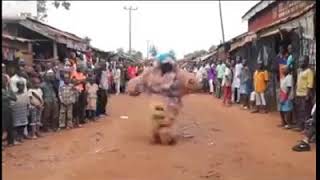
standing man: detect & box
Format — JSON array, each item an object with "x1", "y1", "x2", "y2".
[
  {"x1": 114, "y1": 65, "x2": 121, "y2": 95},
  {"x1": 2, "y1": 71, "x2": 17, "y2": 146},
  {"x1": 286, "y1": 44, "x2": 294, "y2": 69},
  {"x1": 71, "y1": 64, "x2": 87, "y2": 126},
  {"x1": 293, "y1": 56, "x2": 314, "y2": 132},
  {"x1": 97, "y1": 62, "x2": 109, "y2": 117},
  {"x1": 41, "y1": 72, "x2": 59, "y2": 132},
  {"x1": 222, "y1": 62, "x2": 232, "y2": 106},
  {"x1": 207, "y1": 62, "x2": 216, "y2": 95},
  {"x1": 215, "y1": 60, "x2": 226, "y2": 98},
  {"x1": 239, "y1": 60, "x2": 250, "y2": 109},
  {"x1": 232, "y1": 57, "x2": 243, "y2": 104}
]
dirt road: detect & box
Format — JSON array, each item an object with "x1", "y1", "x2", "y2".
[{"x1": 2, "y1": 94, "x2": 316, "y2": 180}]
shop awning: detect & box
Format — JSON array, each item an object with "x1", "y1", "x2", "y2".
[
  {"x1": 229, "y1": 32, "x2": 257, "y2": 52},
  {"x1": 199, "y1": 52, "x2": 215, "y2": 61},
  {"x1": 14, "y1": 17, "x2": 88, "y2": 52},
  {"x1": 2, "y1": 34, "x2": 34, "y2": 43},
  {"x1": 259, "y1": 28, "x2": 280, "y2": 38}
]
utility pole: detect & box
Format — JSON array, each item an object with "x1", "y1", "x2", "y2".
[
  {"x1": 146, "y1": 40, "x2": 150, "y2": 60},
  {"x1": 124, "y1": 6, "x2": 138, "y2": 56},
  {"x1": 218, "y1": 0, "x2": 225, "y2": 44}
]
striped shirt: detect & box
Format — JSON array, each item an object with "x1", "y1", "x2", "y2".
[{"x1": 11, "y1": 92, "x2": 29, "y2": 127}]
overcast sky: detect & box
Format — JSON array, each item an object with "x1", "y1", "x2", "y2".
[{"x1": 15, "y1": 1, "x2": 258, "y2": 59}]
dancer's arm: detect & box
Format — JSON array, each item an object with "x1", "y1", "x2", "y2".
[
  {"x1": 126, "y1": 68, "x2": 152, "y2": 96},
  {"x1": 176, "y1": 69, "x2": 202, "y2": 95}
]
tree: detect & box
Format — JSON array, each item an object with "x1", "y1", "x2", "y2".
[
  {"x1": 128, "y1": 49, "x2": 143, "y2": 60},
  {"x1": 36, "y1": 0, "x2": 71, "y2": 21},
  {"x1": 132, "y1": 51, "x2": 143, "y2": 60},
  {"x1": 208, "y1": 45, "x2": 217, "y2": 52},
  {"x1": 149, "y1": 45, "x2": 158, "y2": 57},
  {"x1": 183, "y1": 49, "x2": 207, "y2": 60},
  {"x1": 84, "y1": 36, "x2": 91, "y2": 45},
  {"x1": 116, "y1": 48, "x2": 125, "y2": 56}
]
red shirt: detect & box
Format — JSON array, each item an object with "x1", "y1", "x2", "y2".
[{"x1": 127, "y1": 66, "x2": 136, "y2": 79}]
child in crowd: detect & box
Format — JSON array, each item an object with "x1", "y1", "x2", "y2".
[
  {"x1": 59, "y1": 72, "x2": 76, "y2": 129},
  {"x1": 252, "y1": 62, "x2": 269, "y2": 113},
  {"x1": 279, "y1": 66, "x2": 294, "y2": 129},
  {"x1": 11, "y1": 81, "x2": 30, "y2": 142},
  {"x1": 86, "y1": 75, "x2": 99, "y2": 121},
  {"x1": 28, "y1": 78, "x2": 44, "y2": 138},
  {"x1": 2, "y1": 75, "x2": 17, "y2": 146},
  {"x1": 41, "y1": 72, "x2": 59, "y2": 132}
]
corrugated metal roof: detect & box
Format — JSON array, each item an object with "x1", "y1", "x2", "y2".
[
  {"x1": 242, "y1": 1, "x2": 276, "y2": 21},
  {"x1": 25, "y1": 17, "x2": 84, "y2": 42},
  {"x1": 89, "y1": 45, "x2": 111, "y2": 54},
  {"x1": 229, "y1": 32, "x2": 257, "y2": 52},
  {"x1": 2, "y1": 33, "x2": 33, "y2": 42},
  {"x1": 199, "y1": 52, "x2": 215, "y2": 61},
  {"x1": 255, "y1": 3, "x2": 315, "y2": 34},
  {"x1": 4, "y1": 17, "x2": 88, "y2": 51}
]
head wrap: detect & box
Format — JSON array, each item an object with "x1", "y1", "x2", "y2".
[{"x1": 155, "y1": 52, "x2": 176, "y2": 64}]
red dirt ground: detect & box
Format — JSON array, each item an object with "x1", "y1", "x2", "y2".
[{"x1": 2, "y1": 94, "x2": 316, "y2": 180}]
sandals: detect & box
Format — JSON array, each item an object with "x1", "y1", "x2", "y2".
[
  {"x1": 292, "y1": 141, "x2": 311, "y2": 152},
  {"x1": 283, "y1": 125, "x2": 292, "y2": 129}
]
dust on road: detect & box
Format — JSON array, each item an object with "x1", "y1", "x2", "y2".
[{"x1": 2, "y1": 94, "x2": 316, "y2": 180}]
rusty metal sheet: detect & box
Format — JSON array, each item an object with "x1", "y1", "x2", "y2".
[
  {"x1": 2, "y1": 34, "x2": 33, "y2": 42},
  {"x1": 229, "y1": 32, "x2": 257, "y2": 52},
  {"x1": 18, "y1": 18, "x2": 88, "y2": 51}
]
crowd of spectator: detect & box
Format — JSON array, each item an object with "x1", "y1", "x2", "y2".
[
  {"x1": 183, "y1": 44, "x2": 316, "y2": 152},
  {"x1": 2, "y1": 53, "x2": 146, "y2": 149}
]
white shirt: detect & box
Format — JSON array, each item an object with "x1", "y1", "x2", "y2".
[
  {"x1": 232, "y1": 63, "x2": 243, "y2": 88},
  {"x1": 99, "y1": 70, "x2": 109, "y2": 90},
  {"x1": 114, "y1": 68, "x2": 121, "y2": 81},
  {"x1": 222, "y1": 67, "x2": 232, "y2": 87},
  {"x1": 196, "y1": 68, "x2": 203, "y2": 81},
  {"x1": 106, "y1": 61, "x2": 110, "y2": 69},
  {"x1": 10, "y1": 74, "x2": 27, "y2": 93},
  {"x1": 28, "y1": 88, "x2": 43, "y2": 107},
  {"x1": 280, "y1": 74, "x2": 294, "y2": 100}
]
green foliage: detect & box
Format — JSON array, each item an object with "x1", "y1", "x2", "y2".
[
  {"x1": 208, "y1": 45, "x2": 217, "y2": 52},
  {"x1": 184, "y1": 49, "x2": 207, "y2": 60},
  {"x1": 36, "y1": 0, "x2": 71, "y2": 21},
  {"x1": 149, "y1": 45, "x2": 157, "y2": 57},
  {"x1": 116, "y1": 48, "x2": 143, "y2": 61}
]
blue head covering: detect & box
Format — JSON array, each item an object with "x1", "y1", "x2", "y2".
[{"x1": 155, "y1": 52, "x2": 176, "y2": 64}]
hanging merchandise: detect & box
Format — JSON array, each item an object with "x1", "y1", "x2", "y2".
[
  {"x1": 2, "y1": 47, "x2": 9, "y2": 60},
  {"x1": 8, "y1": 49, "x2": 15, "y2": 61},
  {"x1": 257, "y1": 48, "x2": 262, "y2": 64},
  {"x1": 309, "y1": 40, "x2": 316, "y2": 67},
  {"x1": 262, "y1": 46, "x2": 269, "y2": 67}
]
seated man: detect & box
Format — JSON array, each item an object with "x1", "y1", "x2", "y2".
[{"x1": 292, "y1": 102, "x2": 316, "y2": 152}]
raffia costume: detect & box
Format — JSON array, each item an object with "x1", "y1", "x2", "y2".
[{"x1": 126, "y1": 54, "x2": 200, "y2": 145}]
